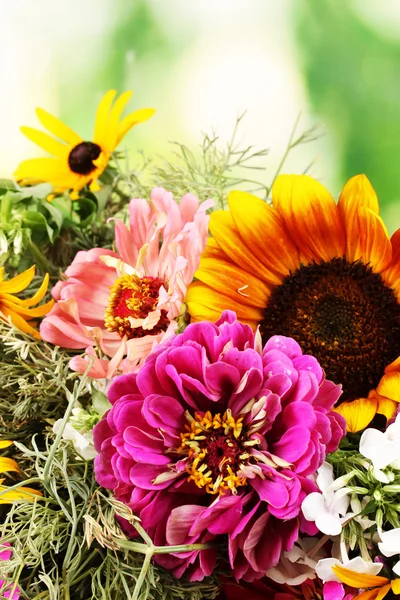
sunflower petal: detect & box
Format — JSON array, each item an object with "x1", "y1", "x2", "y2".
[
  {"x1": 332, "y1": 564, "x2": 389, "y2": 588},
  {"x1": 0, "y1": 266, "x2": 35, "y2": 294},
  {"x1": 186, "y1": 281, "x2": 264, "y2": 323},
  {"x1": 195, "y1": 256, "x2": 270, "y2": 308},
  {"x1": 36, "y1": 108, "x2": 81, "y2": 145},
  {"x1": 209, "y1": 210, "x2": 281, "y2": 284},
  {"x1": 116, "y1": 108, "x2": 156, "y2": 146},
  {"x1": 382, "y1": 229, "x2": 400, "y2": 294},
  {"x1": 20, "y1": 127, "x2": 69, "y2": 158},
  {"x1": 351, "y1": 207, "x2": 392, "y2": 273},
  {"x1": 93, "y1": 89, "x2": 117, "y2": 146},
  {"x1": 334, "y1": 397, "x2": 378, "y2": 432},
  {"x1": 228, "y1": 190, "x2": 300, "y2": 277},
  {"x1": 272, "y1": 174, "x2": 346, "y2": 264},
  {"x1": 0, "y1": 458, "x2": 21, "y2": 475},
  {"x1": 377, "y1": 371, "x2": 400, "y2": 402},
  {"x1": 377, "y1": 395, "x2": 398, "y2": 421}
]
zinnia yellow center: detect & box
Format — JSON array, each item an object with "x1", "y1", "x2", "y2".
[
  {"x1": 104, "y1": 273, "x2": 169, "y2": 339},
  {"x1": 261, "y1": 258, "x2": 400, "y2": 403},
  {"x1": 179, "y1": 410, "x2": 257, "y2": 495}
]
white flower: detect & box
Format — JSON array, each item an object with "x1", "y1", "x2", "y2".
[
  {"x1": 266, "y1": 538, "x2": 326, "y2": 585},
  {"x1": 53, "y1": 420, "x2": 97, "y2": 460},
  {"x1": 378, "y1": 528, "x2": 400, "y2": 576},
  {"x1": 359, "y1": 414, "x2": 400, "y2": 483},
  {"x1": 316, "y1": 556, "x2": 383, "y2": 583},
  {"x1": 301, "y1": 462, "x2": 351, "y2": 535}
]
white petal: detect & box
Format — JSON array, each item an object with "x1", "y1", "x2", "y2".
[
  {"x1": 393, "y1": 560, "x2": 400, "y2": 577},
  {"x1": 344, "y1": 556, "x2": 383, "y2": 576},
  {"x1": 331, "y1": 488, "x2": 351, "y2": 516},
  {"x1": 378, "y1": 528, "x2": 400, "y2": 558},
  {"x1": 315, "y1": 558, "x2": 341, "y2": 582},
  {"x1": 301, "y1": 493, "x2": 326, "y2": 521},
  {"x1": 373, "y1": 467, "x2": 390, "y2": 484},
  {"x1": 315, "y1": 512, "x2": 342, "y2": 536},
  {"x1": 316, "y1": 462, "x2": 334, "y2": 492}
]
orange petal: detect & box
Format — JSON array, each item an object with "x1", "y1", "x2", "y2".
[
  {"x1": 332, "y1": 564, "x2": 389, "y2": 589},
  {"x1": 338, "y1": 174, "x2": 387, "y2": 271},
  {"x1": 21, "y1": 273, "x2": 50, "y2": 307},
  {"x1": 228, "y1": 190, "x2": 300, "y2": 277},
  {"x1": 382, "y1": 229, "x2": 400, "y2": 294},
  {"x1": 350, "y1": 207, "x2": 392, "y2": 273},
  {"x1": 209, "y1": 210, "x2": 282, "y2": 284},
  {"x1": 195, "y1": 257, "x2": 270, "y2": 308},
  {"x1": 0, "y1": 458, "x2": 21, "y2": 474},
  {"x1": 384, "y1": 355, "x2": 400, "y2": 374},
  {"x1": 0, "y1": 265, "x2": 35, "y2": 294},
  {"x1": 0, "y1": 307, "x2": 40, "y2": 339},
  {"x1": 357, "y1": 590, "x2": 384, "y2": 600},
  {"x1": 334, "y1": 397, "x2": 378, "y2": 432},
  {"x1": 376, "y1": 371, "x2": 400, "y2": 402},
  {"x1": 186, "y1": 281, "x2": 264, "y2": 322},
  {"x1": 377, "y1": 395, "x2": 398, "y2": 421},
  {"x1": 272, "y1": 174, "x2": 346, "y2": 264}
]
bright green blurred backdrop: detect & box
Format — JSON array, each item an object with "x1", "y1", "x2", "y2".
[{"x1": 2, "y1": 0, "x2": 400, "y2": 230}]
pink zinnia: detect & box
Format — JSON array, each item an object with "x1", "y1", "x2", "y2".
[
  {"x1": 93, "y1": 311, "x2": 346, "y2": 581},
  {"x1": 40, "y1": 188, "x2": 212, "y2": 378},
  {"x1": 0, "y1": 544, "x2": 20, "y2": 600}
]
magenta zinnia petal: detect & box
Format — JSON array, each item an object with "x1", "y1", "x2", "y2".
[{"x1": 94, "y1": 311, "x2": 346, "y2": 581}]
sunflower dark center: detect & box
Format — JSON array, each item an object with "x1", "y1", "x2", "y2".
[
  {"x1": 260, "y1": 258, "x2": 400, "y2": 403},
  {"x1": 68, "y1": 141, "x2": 101, "y2": 175}
]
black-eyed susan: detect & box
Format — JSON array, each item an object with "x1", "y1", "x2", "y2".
[
  {"x1": 187, "y1": 174, "x2": 400, "y2": 432},
  {"x1": 0, "y1": 265, "x2": 54, "y2": 338},
  {"x1": 14, "y1": 90, "x2": 155, "y2": 200},
  {"x1": 0, "y1": 441, "x2": 42, "y2": 503}
]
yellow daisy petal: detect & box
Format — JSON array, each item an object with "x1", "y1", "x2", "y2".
[
  {"x1": 14, "y1": 157, "x2": 69, "y2": 182},
  {"x1": 0, "y1": 266, "x2": 35, "y2": 294},
  {"x1": 20, "y1": 126, "x2": 69, "y2": 158},
  {"x1": 116, "y1": 108, "x2": 156, "y2": 145},
  {"x1": 103, "y1": 90, "x2": 133, "y2": 151},
  {"x1": 0, "y1": 441, "x2": 13, "y2": 449},
  {"x1": 0, "y1": 484, "x2": 42, "y2": 503},
  {"x1": 391, "y1": 580, "x2": 400, "y2": 594},
  {"x1": 20, "y1": 273, "x2": 50, "y2": 307},
  {"x1": 36, "y1": 107, "x2": 82, "y2": 145},
  {"x1": 0, "y1": 458, "x2": 21, "y2": 475},
  {"x1": 334, "y1": 397, "x2": 378, "y2": 433},
  {"x1": 0, "y1": 307, "x2": 40, "y2": 339}
]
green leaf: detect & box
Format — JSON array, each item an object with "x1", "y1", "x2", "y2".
[
  {"x1": 22, "y1": 211, "x2": 55, "y2": 242},
  {"x1": 360, "y1": 499, "x2": 377, "y2": 515},
  {"x1": 42, "y1": 201, "x2": 64, "y2": 233},
  {"x1": 72, "y1": 197, "x2": 97, "y2": 227}
]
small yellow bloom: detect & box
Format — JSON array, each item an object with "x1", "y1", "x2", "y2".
[
  {"x1": 14, "y1": 90, "x2": 155, "y2": 200},
  {"x1": 332, "y1": 563, "x2": 400, "y2": 599},
  {"x1": 0, "y1": 265, "x2": 54, "y2": 338}
]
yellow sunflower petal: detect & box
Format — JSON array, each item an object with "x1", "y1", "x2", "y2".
[
  {"x1": 334, "y1": 397, "x2": 378, "y2": 433},
  {"x1": 116, "y1": 108, "x2": 156, "y2": 145},
  {"x1": 0, "y1": 266, "x2": 35, "y2": 294},
  {"x1": 377, "y1": 395, "x2": 398, "y2": 421},
  {"x1": 382, "y1": 229, "x2": 400, "y2": 293},
  {"x1": 93, "y1": 89, "x2": 117, "y2": 146},
  {"x1": 195, "y1": 256, "x2": 270, "y2": 308},
  {"x1": 20, "y1": 126, "x2": 69, "y2": 158},
  {"x1": 332, "y1": 564, "x2": 389, "y2": 589},
  {"x1": 20, "y1": 273, "x2": 50, "y2": 307},
  {"x1": 0, "y1": 484, "x2": 42, "y2": 503},
  {"x1": 376, "y1": 371, "x2": 400, "y2": 402},
  {"x1": 209, "y1": 210, "x2": 281, "y2": 285},
  {"x1": 272, "y1": 174, "x2": 346, "y2": 264},
  {"x1": 36, "y1": 108, "x2": 81, "y2": 146},
  {"x1": 0, "y1": 441, "x2": 13, "y2": 449},
  {"x1": 228, "y1": 190, "x2": 300, "y2": 277},
  {"x1": 351, "y1": 207, "x2": 392, "y2": 273},
  {"x1": 0, "y1": 308, "x2": 40, "y2": 339},
  {"x1": 186, "y1": 281, "x2": 264, "y2": 323},
  {"x1": 0, "y1": 458, "x2": 21, "y2": 475}
]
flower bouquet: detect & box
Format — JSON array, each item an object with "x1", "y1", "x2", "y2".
[{"x1": 1, "y1": 90, "x2": 400, "y2": 600}]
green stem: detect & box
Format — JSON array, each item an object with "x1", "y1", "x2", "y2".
[
  {"x1": 112, "y1": 536, "x2": 214, "y2": 555},
  {"x1": 27, "y1": 239, "x2": 53, "y2": 274},
  {"x1": 131, "y1": 548, "x2": 153, "y2": 600}
]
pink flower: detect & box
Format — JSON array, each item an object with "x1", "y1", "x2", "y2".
[
  {"x1": 93, "y1": 311, "x2": 346, "y2": 581},
  {"x1": 40, "y1": 188, "x2": 213, "y2": 378},
  {"x1": 0, "y1": 544, "x2": 20, "y2": 600}
]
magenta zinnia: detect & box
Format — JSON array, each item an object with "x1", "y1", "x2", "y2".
[{"x1": 93, "y1": 311, "x2": 345, "y2": 581}]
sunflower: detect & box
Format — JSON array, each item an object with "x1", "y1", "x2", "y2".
[
  {"x1": 332, "y1": 563, "x2": 400, "y2": 600},
  {"x1": 0, "y1": 265, "x2": 54, "y2": 338},
  {"x1": 14, "y1": 90, "x2": 155, "y2": 200},
  {"x1": 187, "y1": 174, "x2": 400, "y2": 432}
]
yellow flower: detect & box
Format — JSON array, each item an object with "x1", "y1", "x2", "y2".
[
  {"x1": 187, "y1": 174, "x2": 400, "y2": 432},
  {"x1": 0, "y1": 442, "x2": 42, "y2": 503},
  {"x1": 332, "y1": 563, "x2": 400, "y2": 599},
  {"x1": 14, "y1": 90, "x2": 155, "y2": 200},
  {"x1": 0, "y1": 265, "x2": 54, "y2": 338}
]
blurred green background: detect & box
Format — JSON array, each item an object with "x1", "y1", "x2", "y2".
[{"x1": 2, "y1": 0, "x2": 400, "y2": 231}]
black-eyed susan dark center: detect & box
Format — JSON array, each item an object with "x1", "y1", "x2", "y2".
[
  {"x1": 260, "y1": 258, "x2": 400, "y2": 403},
  {"x1": 68, "y1": 141, "x2": 101, "y2": 175}
]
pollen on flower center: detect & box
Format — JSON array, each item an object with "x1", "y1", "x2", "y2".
[
  {"x1": 179, "y1": 410, "x2": 254, "y2": 495},
  {"x1": 104, "y1": 273, "x2": 169, "y2": 339},
  {"x1": 260, "y1": 257, "x2": 400, "y2": 403},
  {"x1": 68, "y1": 141, "x2": 101, "y2": 175}
]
